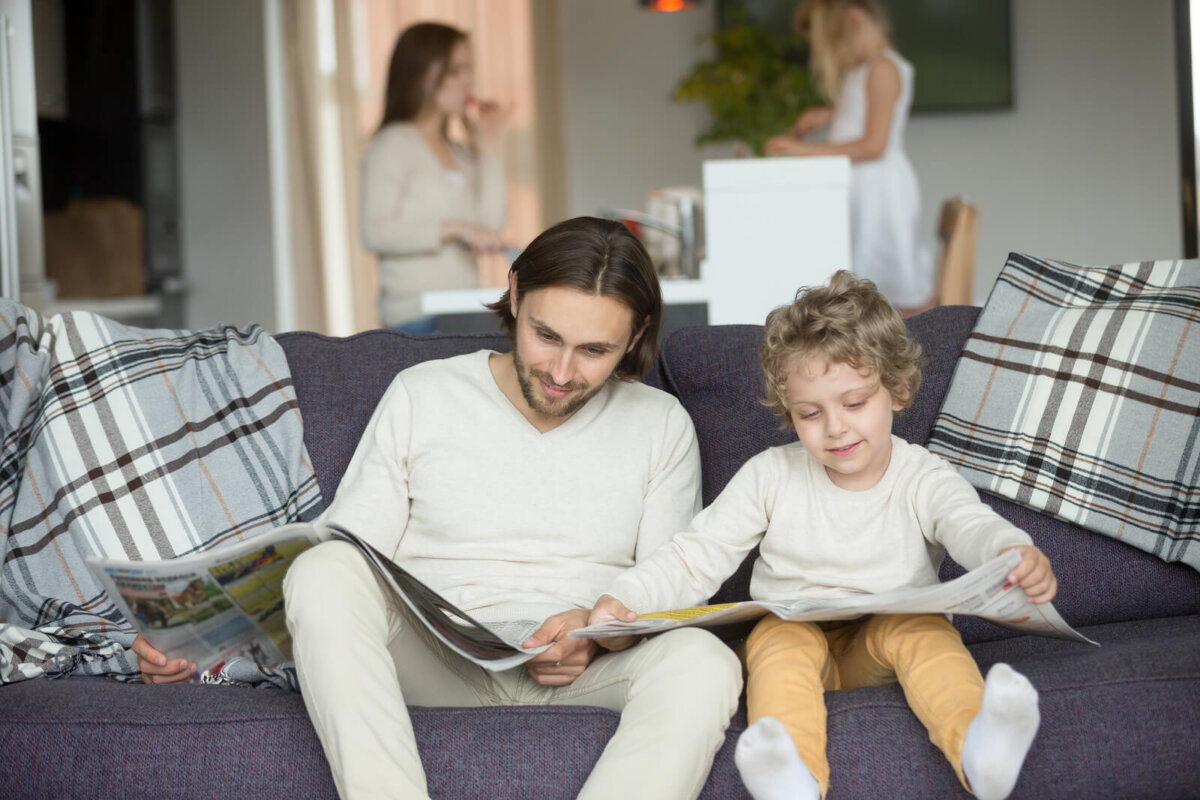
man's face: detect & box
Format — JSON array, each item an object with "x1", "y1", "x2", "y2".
[{"x1": 510, "y1": 285, "x2": 639, "y2": 421}]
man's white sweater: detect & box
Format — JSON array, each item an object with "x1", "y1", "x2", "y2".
[
  {"x1": 320, "y1": 350, "x2": 702, "y2": 624},
  {"x1": 606, "y1": 437, "x2": 1033, "y2": 613}
]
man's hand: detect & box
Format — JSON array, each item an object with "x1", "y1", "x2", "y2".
[
  {"x1": 132, "y1": 634, "x2": 196, "y2": 684},
  {"x1": 587, "y1": 594, "x2": 641, "y2": 653},
  {"x1": 522, "y1": 609, "x2": 598, "y2": 687},
  {"x1": 1001, "y1": 545, "x2": 1058, "y2": 604}
]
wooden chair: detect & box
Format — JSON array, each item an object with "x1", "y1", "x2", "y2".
[{"x1": 934, "y1": 196, "x2": 978, "y2": 306}]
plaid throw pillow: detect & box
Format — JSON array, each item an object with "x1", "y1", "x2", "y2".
[{"x1": 926, "y1": 253, "x2": 1199, "y2": 571}]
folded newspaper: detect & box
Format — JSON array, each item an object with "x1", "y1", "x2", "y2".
[
  {"x1": 86, "y1": 522, "x2": 549, "y2": 678},
  {"x1": 571, "y1": 550, "x2": 1097, "y2": 645}
]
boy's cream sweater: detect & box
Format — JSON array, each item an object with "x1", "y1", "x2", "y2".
[{"x1": 606, "y1": 437, "x2": 1032, "y2": 613}]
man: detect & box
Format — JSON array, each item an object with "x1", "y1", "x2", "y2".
[{"x1": 264, "y1": 218, "x2": 740, "y2": 798}]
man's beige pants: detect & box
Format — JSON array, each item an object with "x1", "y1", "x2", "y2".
[
  {"x1": 284, "y1": 541, "x2": 743, "y2": 800},
  {"x1": 744, "y1": 613, "x2": 984, "y2": 797}
]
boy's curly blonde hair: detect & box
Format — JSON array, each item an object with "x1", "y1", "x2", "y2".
[{"x1": 760, "y1": 270, "x2": 922, "y2": 425}]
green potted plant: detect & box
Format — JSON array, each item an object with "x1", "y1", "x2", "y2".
[{"x1": 673, "y1": 16, "x2": 820, "y2": 156}]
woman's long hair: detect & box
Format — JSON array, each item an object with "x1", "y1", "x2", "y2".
[
  {"x1": 378, "y1": 22, "x2": 469, "y2": 137},
  {"x1": 794, "y1": 0, "x2": 891, "y2": 102}
]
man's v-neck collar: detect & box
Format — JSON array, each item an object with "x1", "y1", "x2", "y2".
[{"x1": 479, "y1": 350, "x2": 610, "y2": 438}]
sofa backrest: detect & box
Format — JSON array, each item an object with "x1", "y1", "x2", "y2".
[{"x1": 280, "y1": 308, "x2": 1200, "y2": 644}]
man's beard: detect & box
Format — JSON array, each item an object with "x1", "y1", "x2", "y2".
[{"x1": 512, "y1": 344, "x2": 604, "y2": 419}]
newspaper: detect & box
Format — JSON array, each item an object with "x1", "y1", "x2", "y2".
[
  {"x1": 86, "y1": 523, "x2": 548, "y2": 677},
  {"x1": 571, "y1": 550, "x2": 1097, "y2": 645}
]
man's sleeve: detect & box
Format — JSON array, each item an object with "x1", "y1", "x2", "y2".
[{"x1": 316, "y1": 375, "x2": 413, "y2": 558}]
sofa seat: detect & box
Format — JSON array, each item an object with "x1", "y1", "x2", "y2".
[{"x1": 1, "y1": 615, "x2": 1195, "y2": 799}]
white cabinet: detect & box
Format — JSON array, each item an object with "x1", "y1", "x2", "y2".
[{"x1": 701, "y1": 156, "x2": 851, "y2": 326}]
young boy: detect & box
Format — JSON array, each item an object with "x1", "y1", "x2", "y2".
[{"x1": 591, "y1": 271, "x2": 1055, "y2": 800}]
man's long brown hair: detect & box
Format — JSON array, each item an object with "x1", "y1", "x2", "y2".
[{"x1": 486, "y1": 217, "x2": 663, "y2": 381}]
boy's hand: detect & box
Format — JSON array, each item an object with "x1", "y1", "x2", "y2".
[
  {"x1": 1000, "y1": 545, "x2": 1058, "y2": 604},
  {"x1": 588, "y1": 594, "x2": 641, "y2": 653}
]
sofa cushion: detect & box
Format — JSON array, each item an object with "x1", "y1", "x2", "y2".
[
  {"x1": 907, "y1": 306, "x2": 1198, "y2": 642},
  {"x1": 2, "y1": 614, "x2": 1195, "y2": 799},
  {"x1": 892, "y1": 304, "x2": 982, "y2": 446},
  {"x1": 0, "y1": 676, "x2": 740, "y2": 799},
  {"x1": 927, "y1": 253, "x2": 1200, "y2": 571},
  {"x1": 821, "y1": 613, "x2": 1200, "y2": 798}
]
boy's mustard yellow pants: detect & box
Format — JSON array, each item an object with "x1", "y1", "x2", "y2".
[{"x1": 744, "y1": 613, "x2": 983, "y2": 797}]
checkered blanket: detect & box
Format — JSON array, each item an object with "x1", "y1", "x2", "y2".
[
  {"x1": 927, "y1": 253, "x2": 1199, "y2": 571},
  {"x1": 0, "y1": 300, "x2": 323, "y2": 684}
]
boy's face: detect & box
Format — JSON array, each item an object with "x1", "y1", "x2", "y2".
[{"x1": 784, "y1": 356, "x2": 903, "y2": 492}]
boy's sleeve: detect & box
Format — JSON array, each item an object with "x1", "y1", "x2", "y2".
[
  {"x1": 916, "y1": 456, "x2": 1033, "y2": 570},
  {"x1": 317, "y1": 375, "x2": 414, "y2": 558},
  {"x1": 607, "y1": 449, "x2": 780, "y2": 613}
]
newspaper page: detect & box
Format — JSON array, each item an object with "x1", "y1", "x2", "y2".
[
  {"x1": 87, "y1": 522, "x2": 326, "y2": 676},
  {"x1": 326, "y1": 527, "x2": 549, "y2": 671},
  {"x1": 86, "y1": 523, "x2": 549, "y2": 677},
  {"x1": 571, "y1": 550, "x2": 1098, "y2": 645}
]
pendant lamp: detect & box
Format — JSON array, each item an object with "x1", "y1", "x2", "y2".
[{"x1": 639, "y1": 0, "x2": 702, "y2": 11}]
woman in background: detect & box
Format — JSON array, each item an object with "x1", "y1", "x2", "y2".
[
  {"x1": 362, "y1": 22, "x2": 508, "y2": 333},
  {"x1": 766, "y1": 0, "x2": 933, "y2": 314}
]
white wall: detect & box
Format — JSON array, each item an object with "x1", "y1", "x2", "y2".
[
  {"x1": 558, "y1": 0, "x2": 1184, "y2": 302},
  {"x1": 908, "y1": 0, "x2": 1182, "y2": 299},
  {"x1": 175, "y1": 0, "x2": 278, "y2": 329},
  {"x1": 558, "y1": 2, "x2": 733, "y2": 217},
  {"x1": 171, "y1": 1, "x2": 1183, "y2": 327}
]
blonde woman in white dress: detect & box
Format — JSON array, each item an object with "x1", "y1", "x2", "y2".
[{"x1": 766, "y1": 0, "x2": 933, "y2": 314}]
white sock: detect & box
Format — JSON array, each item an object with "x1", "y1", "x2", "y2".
[
  {"x1": 734, "y1": 716, "x2": 821, "y2": 800},
  {"x1": 961, "y1": 663, "x2": 1041, "y2": 800}
]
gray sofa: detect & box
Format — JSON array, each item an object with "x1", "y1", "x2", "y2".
[{"x1": 2, "y1": 305, "x2": 1198, "y2": 799}]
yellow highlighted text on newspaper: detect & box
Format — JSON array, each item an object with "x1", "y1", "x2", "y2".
[{"x1": 638, "y1": 603, "x2": 740, "y2": 621}]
